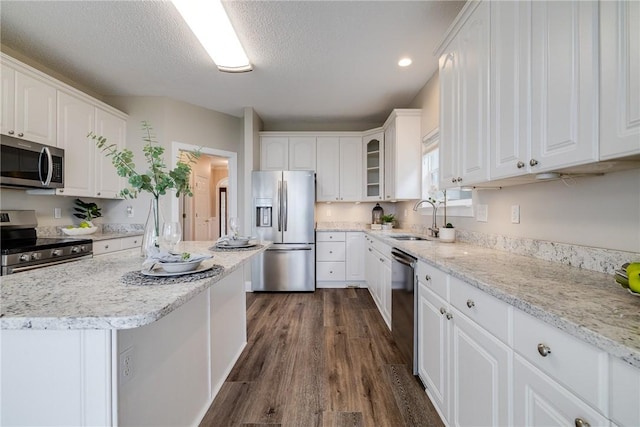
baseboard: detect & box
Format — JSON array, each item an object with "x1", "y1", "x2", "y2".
[{"x1": 315, "y1": 281, "x2": 367, "y2": 289}]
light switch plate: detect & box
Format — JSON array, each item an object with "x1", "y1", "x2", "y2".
[
  {"x1": 54, "y1": 208, "x2": 61, "y2": 219},
  {"x1": 476, "y1": 204, "x2": 488, "y2": 222},
  {"x1": 511, "y1": 205, "x2": 520, "y2": 224}
]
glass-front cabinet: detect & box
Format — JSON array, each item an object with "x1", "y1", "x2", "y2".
[{"x1": 363, "y1": 130, "x2": 384, "y2": 201}]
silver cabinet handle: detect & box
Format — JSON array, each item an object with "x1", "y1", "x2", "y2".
[
  {"x1": 529, "y1": 158, "x2": 539, "y2": 167},
  {"x1": 451, "y1": 177, "x2": 457, "y2": 183},
  {"x1": 574, "y1": 418, "x2": 590, "y2": 427},
  {"x1": 537, "y1": 343, "x2": 551, "y2": 357},
  {"x1": 457, "y1": 177, "x2": 462, "y2": 182},
  {"x1": 379, "y1": 258, "x2": 384, "y2": 262},
  {"x1": 517, "y1": 161, "x2": 525, "y2": 168},
  {"x1": 425, "y1": 275, "x2": 431, "y2": 281},
  {"x1": 466, "y1": 299, "x2": 475, "y2": 308},
  {"x1": 446, "y1": 312, "x2": 453, "y2": 320},
  {"x1": 440, "y1": 307, "x2": 446, "y2": 315},
  {"x1": 18, "y1": 132, "x2": 24, "y2": 137},
  {"x1": 8, "y1": 130, "x2": 14, "y2": 135},
  {"x1": 368, "y1": 248, "x2": 372, "y2": 252}
]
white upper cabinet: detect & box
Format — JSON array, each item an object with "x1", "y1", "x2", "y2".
[
  {"x1": 383, "y1": 109, "x2": 422, "y2": 200},
  {"x1": 260, "y1": 135, "x2": 316, "y2": 171},
  {"x1": 363, "y1": 130, "x2": 384, "y2": 201},
  {"x1": 56, "y1": 92, "x2": 95, "y2": 197},
  {"x1": 316, "y1": 136, "x2": 362, "y2": 202},
  {"x1": 530, "y1": 0, "x2": 599, "y2": 171},
  {"x1": 438, "y1": 1, "x2": 490, "y2": 189},
  {"x1": 600, "y1": 0, "x2": 640, "y2": 160},
  {"x1": 490, "y1": 1, "x2": 532, "y2": 180},
  {"x1": 1, "y1": 58, "x2": 57, "y2": 147},
  {"x1": 94, "y1": 108, "x2": 126, "y2": 199}
]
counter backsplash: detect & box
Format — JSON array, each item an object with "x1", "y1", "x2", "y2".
[
  {"x1": 37, "y1": 223, "x2": 144, "y2": 237},
  {"x1": 316, "y1": 221, "x2": 637, "y2": 276}
]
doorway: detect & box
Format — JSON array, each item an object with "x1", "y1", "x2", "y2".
[{"x1": 170, "y1": 142, "x2": 237, "y2": 242}]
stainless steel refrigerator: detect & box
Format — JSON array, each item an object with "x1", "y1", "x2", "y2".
[{"x1": 251, "y1": 170, "x2": 315, "y2": 292}]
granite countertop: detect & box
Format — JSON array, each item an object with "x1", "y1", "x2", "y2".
[
  {"x1": 366, "y1": 229, "x2": 640, "y2": 369},
  {"x1": 0, "y1": 241, "x2": 269, "y2": 331},
  {"x1": 88, "y1": 230, "x2": 144, "y2": 241}
]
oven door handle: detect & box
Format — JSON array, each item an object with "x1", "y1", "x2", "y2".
[
  {"x1": 5, "y1": 254, "x2": 93, "y2": 274},
  {"x1": 39, "y1": 146, "x2": 54, "y2": 187}
]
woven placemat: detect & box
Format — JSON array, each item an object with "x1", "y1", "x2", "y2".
[
  {"x1": 121, "y1": 264, "x2": 224, "y2": 286},
  {"x1": 209, "y1": 243, "x2": 264, "y2": 252}
]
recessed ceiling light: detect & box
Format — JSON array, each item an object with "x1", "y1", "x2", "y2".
[
  {"x1": 398, "y1": 58, "x2": 412, "y2": 67},
  {"x1": 172, "y1": 0, "x2": 252, "y2": 73}
]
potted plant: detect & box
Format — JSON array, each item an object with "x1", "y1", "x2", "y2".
[
  {"x1": 73, "y1": 198, "x2": 102, "y2": 225},
  {"x1": 88, "y1": 121, "x2": 199, "y2": 256},
  {"x1": 439, "y1": 222, "x2": 455, "y2": 243},
  {"x1": 381, "y1": 214, "x2": 395, "y2": 230}
]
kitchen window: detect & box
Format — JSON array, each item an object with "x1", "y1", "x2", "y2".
[{"x1": 420, "y1": 129, "x2": 473, "y2": 217}]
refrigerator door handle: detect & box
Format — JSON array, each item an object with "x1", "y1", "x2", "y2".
[
  {"x1": 283, "y1": 180, "x2": 288, "y2": 231},
  {"x1": 277, "y1": 180, "x2": 282, "y2": 232},
  {"x1": 267, "y1": 246, "x2": 312, "y2": 251}
]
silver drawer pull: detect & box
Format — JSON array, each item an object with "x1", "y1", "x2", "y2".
[
  {"x1": 425, "y1": 275, "x2": 431, "y2": 281},
  {"x1": 466, "y1": 299, "x2": 475, "y2": 308},
  {"x1": 574, "y1": 418, "x2": 590, "y2": 427},
  {"x1": 446, "y1": 312, "x2": 453, "y2": 320},
  {"x1": 537, "y1": 343, "x2": 551, "y2": 357},
  {"x1": 440, "y1": 307, "x2": 446, "y2": 315}
]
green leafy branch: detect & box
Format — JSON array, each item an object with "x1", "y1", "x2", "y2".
[{"x1": 88, "y1": 121, "x2": 200, "y2": 199}]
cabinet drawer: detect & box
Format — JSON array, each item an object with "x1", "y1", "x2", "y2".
[
  {"x1": 316, "y1": 262, "x2": 346, "y2": 281},
  {"x1": 316, "y1": 232, "x2": 345, "y2": 242},
  {"x1": 316, "y1": 241, "x2": 345, "y2": 261},
  {"x1": 513, "y1": 309, "x2": 608, "y2": 413},
  {"x1": 450, "y1": 277, "x2": 511, "y2": 343},
  {"x1": 610, "y1": 357, "x2": 640, "y2": 427},
  {"x1": 120, "y1": 235, "x2": 142, "y2": 250},
  {"x1": 416, "y1": 261, "x2": 448, "y2": 300},
  {"x1": 92, "y1": 239, "x2": 122, "y2": 255}
]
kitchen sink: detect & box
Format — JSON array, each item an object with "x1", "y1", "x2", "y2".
[{"x1": 391, "y1": 235, "x2": 431, "y2": 241}]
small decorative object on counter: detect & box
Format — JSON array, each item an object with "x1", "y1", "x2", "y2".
[
  {"x1": 62, "y1": 199, "x2": 101, "y2": 235},
  {"x1": 439, "y1": 222, "x2": 456, "y2": 243},
  {"x1": 372, "y1": 203, "x2": 384, "y2": 225},
  {"x1": 626, "y1": 262, "x2": 640, "y2": 294},
  {"x1": 88, "y1": 121, "x2": 200, "y2": 257},
  {"x1": 381, "y1": 214, "x2": 395, "y2": 230}
]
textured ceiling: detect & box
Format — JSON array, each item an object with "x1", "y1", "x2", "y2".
[{"x1": 0, "y1": 0, "x2": 464, "y2": 130}]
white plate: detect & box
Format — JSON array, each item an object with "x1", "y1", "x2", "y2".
[
  {"x1": 61, "y1": 226, "x2": 98, "y2": 235},
  {"x1": 216, "y1": 242, "x2": 257, "y2": 249},
  {"x1": 141, "y1": 264, "x2": 212, "y2": 277}
]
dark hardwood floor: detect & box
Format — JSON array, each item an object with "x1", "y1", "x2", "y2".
[{"x1": 199, "y1": 288, "x2": 443, "y2": 427}]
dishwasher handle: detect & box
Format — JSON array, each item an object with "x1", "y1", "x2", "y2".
[{"x1": 391, "y1": 249, "x2": 417, "y2": 267}]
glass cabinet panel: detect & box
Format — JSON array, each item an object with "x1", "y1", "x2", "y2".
[{"x1": 363, "y1": 132, "x2": 384, "y2": 201}]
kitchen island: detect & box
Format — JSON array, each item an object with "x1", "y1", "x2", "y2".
[{"x1": 1, "y1": 241, "x2": 269, "y2": 427}]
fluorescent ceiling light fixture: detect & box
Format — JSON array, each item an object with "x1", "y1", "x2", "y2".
[
  {"x1": 172, "y1": 0, "x2": 252, "y2": 73},
  {"x1": 398, "y1": 57, "x2": 412, "y2": 67}
]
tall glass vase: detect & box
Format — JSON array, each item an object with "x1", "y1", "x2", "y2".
[{"x1": 141, "y1": 196, "x2": 165, "y2": 257}]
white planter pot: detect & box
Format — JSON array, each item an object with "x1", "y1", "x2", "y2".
[
  {"x1": 439, "y1": 228, "x2": 455, "y2": 243},
  {"x1": 382, "y1": 223, "x2": 393, "y2": 230}
]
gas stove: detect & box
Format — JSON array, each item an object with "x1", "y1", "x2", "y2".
[{"x1": 1, "y1": 210, "x2": 93, "y2": 275}]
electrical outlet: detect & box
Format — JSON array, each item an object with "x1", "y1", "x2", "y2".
[
  {"x1": 54, "y1": 208, "x2": 61, "y2": 219},
  {"x1": 404, "y1": 209, "x2": 408, "y2": 217},
  {"x1": 511, "y1": 205, "x2": 520, "y2": 224},
  {"x1": 126, "y1": 206, "x2": 134, "y2": 218},
  {"x1": 119, "y1": 347, "x2": 134, "y2": 384},
  {"x1": 326, "y1": 208, "x2": 332, "y2": 217},
  {"x1": 476, "y1": 204, "x2": 488, "y2": 222}
]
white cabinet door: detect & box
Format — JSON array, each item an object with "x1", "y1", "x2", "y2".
[
  {"x1": 418, "y1": 281, "x2": 450, "y2": 423},
  {"x1": 514, "y1": 354, "x2": 609, "y2": 427},
  {"x1": 439, "y1": 46, "x2": 459, "y2": 189},
  {"x1": 316, "y1": 136, "x2": 341, "y2": 201},
  {"x1": 288, "y1": 136, "x2": 316, "y2": 170},
  {"x1": 338, "y1": 136, "x2": 363, "y2": 201},
  {"x1": 383, "y1": 110, "x2": 422, "y2": 200},
  {"x1": 383, "y1": 121, "x2": 396, "y2": 200},
  {"x1": 260, "y1": 136, "x2": 288, "y2": 171},
  {"x1": 0, "y1": 64, "x2": 16, "y2": 138},
  {"x1": 457, "y1": 0, "x2": 490, "y2": 186},
  {"x1": 345, "y1": 232, "x2": 365, "y2": 281},
  {"x1": 449, "y1": 308, "x2": 511, "y2": 427},
  {"x1": 610, "y1": 356, "x2": 640, "y2": 427},
  {"x1": 94, "y1": 108, "x2": 125, "y2": 198},
  {"x1": 56, "y1": 91, "x2": 95, "y2": 197},
  {"x1": 490, "y1": 0, "x2": 532, "y2": 180},
  {"x1": 363, "y1": 131, "x2": 384, "y2": 201},
  {"x1": 10, "y1": 69, "x2": 57, "y2": 146},
  {"x1": 380, "y1": 254, "x2": 392, "y2": 328},
  {"x1": 531, "y1": 0, "x2": 599, "y2": 171},
  {"x1": 600, "y1": 0, "x2": 640, "y2": 160}
]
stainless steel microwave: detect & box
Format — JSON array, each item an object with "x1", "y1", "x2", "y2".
[{"x1": 0, "y1": 135, "x2": 64, "y2": 189}]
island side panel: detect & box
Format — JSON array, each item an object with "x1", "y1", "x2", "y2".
[
  {"x1": 0, "y1": 329, "x2": 113, "y2": 426},
  {"x1": 210, "y1": 267, "x2": 248, "y2": 396},
  {"x1": 116, "y1": 288, "x2": 210, "y2": 427}
]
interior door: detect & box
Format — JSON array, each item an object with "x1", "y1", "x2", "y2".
[{"x1": 194, "y1": 174, "x2": 210, "y2": 240}]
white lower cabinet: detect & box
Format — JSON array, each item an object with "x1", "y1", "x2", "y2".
[
  {"x1": 316, "y1": 231, "x2": 365, "y2": 287},
  {"x1": 514, "y1": 354, "x2": 609, "y2": 427},
  {"x1": 364, "y1": 235, "x2": 391, "y2": 329},
  {"x1": 610, "y1": 356, "x2": 640, "y2": 427},
  {"x1": 93, "y1": 235, "x2": 142, "y2": 255}
]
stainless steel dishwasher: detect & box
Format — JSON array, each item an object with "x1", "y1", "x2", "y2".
[{"x1": 391, "y1": 248, "x2": 418, "y2": 376}]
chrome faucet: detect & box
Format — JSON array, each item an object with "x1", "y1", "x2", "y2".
[{"x1": 413, "y1": 199, "x2": 440, "y2": 238}]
